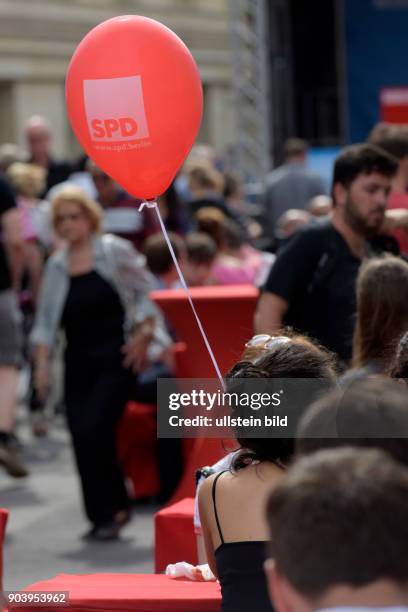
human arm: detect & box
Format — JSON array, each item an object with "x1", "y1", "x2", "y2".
[
  {"x1": 2, "y1": 206, "x2": 24, "y2": 289},
  {"x1": 254, "y1": 292, "x2": 289, "y2": 334},
  {"x1": 109, "y1": 236, "x2": 173, "y2": 371},
  {"x1": 33, "y1": 343, "x2": 51, "y2": 402},
  {"x1": 122, "y1": 311, "x2": 174, "y2": 373},
  {"x1": 194, "y1": 452, "x2": 238, "y2": 566},
  {"x1": 254, "y1": 224, "x2": 327, "y2": 333},
  {"x1": 30, "y1": 254, "x2": 64, "y2": 354},
  {"x1": 197, "y1": 475, "x2": 219, "y2": 578},
  {"x1": 121, "y1": 316, "x2": 155, "y2": 373},
  {"x1": 22, "y1": 241, "x2": 44, "y2": 303},
  {"x1": 30, "y1": 258, "x2": 62, "y2": 401},
  {"x1": 0, "y1": 175, "x2": 23, "y2": 288}
]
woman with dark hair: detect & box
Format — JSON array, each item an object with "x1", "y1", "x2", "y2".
[
  {"x1": 198, "y1": 334, "x2": 336, "y2": 612},
  {"x1": 350, "y1": 256, "x2": 408, "y2": 377}
]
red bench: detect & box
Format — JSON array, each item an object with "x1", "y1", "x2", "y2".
[
  {"x1": 155, "y1": 497, "x2": 196, "y2": 573},
  {"x1": 0, "y1": 508, "x2": 9, "y2": 591}
]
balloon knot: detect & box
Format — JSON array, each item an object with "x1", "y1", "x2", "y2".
[{"x1": 138, "y1": 199, "x2": 157, "y2": 212}]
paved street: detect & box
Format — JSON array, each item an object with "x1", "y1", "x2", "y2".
[{"x1": 1, "y1": 415, "x2": 156, "y2": 591}]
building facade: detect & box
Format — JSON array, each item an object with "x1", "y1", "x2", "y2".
[{"x1": 0, "y1": 0, "x2": 234, "y2": 160}]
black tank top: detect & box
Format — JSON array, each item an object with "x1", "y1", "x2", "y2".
[
  {"x1": 212, "y1": 471, "x2": 274, "y2": 612},
  {"x1": 62, "y1": 270, "x2": 125, "y2": 369}
]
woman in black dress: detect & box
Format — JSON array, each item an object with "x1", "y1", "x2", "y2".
[
  {"x1": 198, "y1": 334, "x2": 337, "y2": 612},
  {"x1": 32, "y1": 185, "x2": 170, "y2": 540}
]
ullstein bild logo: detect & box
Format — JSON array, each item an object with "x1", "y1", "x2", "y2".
[{"x1": 84, "y1": 76, "x2": 150, "y2": 142}]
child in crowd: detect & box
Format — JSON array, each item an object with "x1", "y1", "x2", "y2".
[
  {"x1": 6, "y1": 162, "x2": 52, "y2": 301},
  {"x1": 6, "y1": 162, "x2": 53, "y2": 436},
  {"x1": 196, "y1": 207, "x2": 273, "y2": 286},
  {"x1": 184, "y1": 232, "x2": 217, "y2": 286},
  {"x1": 144, "y1": 232, "x2": 186, "y2": 289}
]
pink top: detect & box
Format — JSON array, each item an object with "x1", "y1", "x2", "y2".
[
  {"x1": 17, "y1": 196, "x2": 37, "y2": 241},
  {"x1": 212, "y1": 246, "x2": 263, "y2": 286}
]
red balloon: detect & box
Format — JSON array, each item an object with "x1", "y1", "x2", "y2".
[{"x1": 66, "y1": 15, "x2": 203, "y2": 199}]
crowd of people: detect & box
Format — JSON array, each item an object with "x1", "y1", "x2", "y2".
[
  {"x1": 1, "y1": 113, "x2": 408, "y2": 608},
  {"x1": 195, "y1": 337, "x2": 408, "y2": 611}
]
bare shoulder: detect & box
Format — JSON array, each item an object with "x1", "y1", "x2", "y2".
[
  {"x1": 198, "y1": 472, "x2": 219, "y2": 502},
  {"x1": 198, "y1": 471, "x2": 231, "y2": 508}
]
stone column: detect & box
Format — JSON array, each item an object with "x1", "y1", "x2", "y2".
[
  {"x1": 13, "y1": 79, "x2": 69, "y2": 159},
  {"x1": 205, "y1": 84, "x2": 234, "y2": 155}
]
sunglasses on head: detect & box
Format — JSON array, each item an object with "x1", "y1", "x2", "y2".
[{"x1": 245, "y1": 334, "x2": 291, "y2": 350}]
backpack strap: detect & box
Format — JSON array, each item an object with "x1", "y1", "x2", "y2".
[{"x1": 307, "y1": 224, "x2": 343, "y2": 295}]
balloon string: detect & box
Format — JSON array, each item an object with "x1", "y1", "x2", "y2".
[{"x1": 139, "y1": 200, "x2": 226, "y2": 390}]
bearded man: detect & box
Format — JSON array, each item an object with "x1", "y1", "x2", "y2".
[{"x1": 255, "y1": 143, "x2": 408, "y2": 364}]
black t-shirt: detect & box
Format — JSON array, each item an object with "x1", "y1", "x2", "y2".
[
  {"x1": 263, "y1": 220, "x2": 375, "y2": 363},
  {"x1": 46, "y1": 159, "x2": 72, "y2": 193},
  {"x1": 0, "y1": 175, "x2": 17, "y2": 291}
]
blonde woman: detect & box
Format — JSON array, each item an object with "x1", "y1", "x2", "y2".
[
  {"x1": 7, "y1": 162, "x2": 50, "y2": 301},
  {"x1": 7, "y1": 162, "x2": 51, "y2": 436},
  {"x1": 31, "y1": 185, "x2": 170, "y2": 540}
]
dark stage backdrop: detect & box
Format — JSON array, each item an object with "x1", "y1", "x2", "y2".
[{"x1": 343, "y1": 0, "x2": 408, "y2": 142}]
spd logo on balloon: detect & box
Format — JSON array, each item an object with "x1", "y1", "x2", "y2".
[{"x1": 83, "y1": 75, "x2": 150, "y2": 146}]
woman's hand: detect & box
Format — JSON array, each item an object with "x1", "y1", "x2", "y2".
[
  {"x1": 158, "y1": 346, "x2": 175, "y2": 371},
  {"x1": 121, "y1": 319, "x2": 155, "y2": 373}
]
